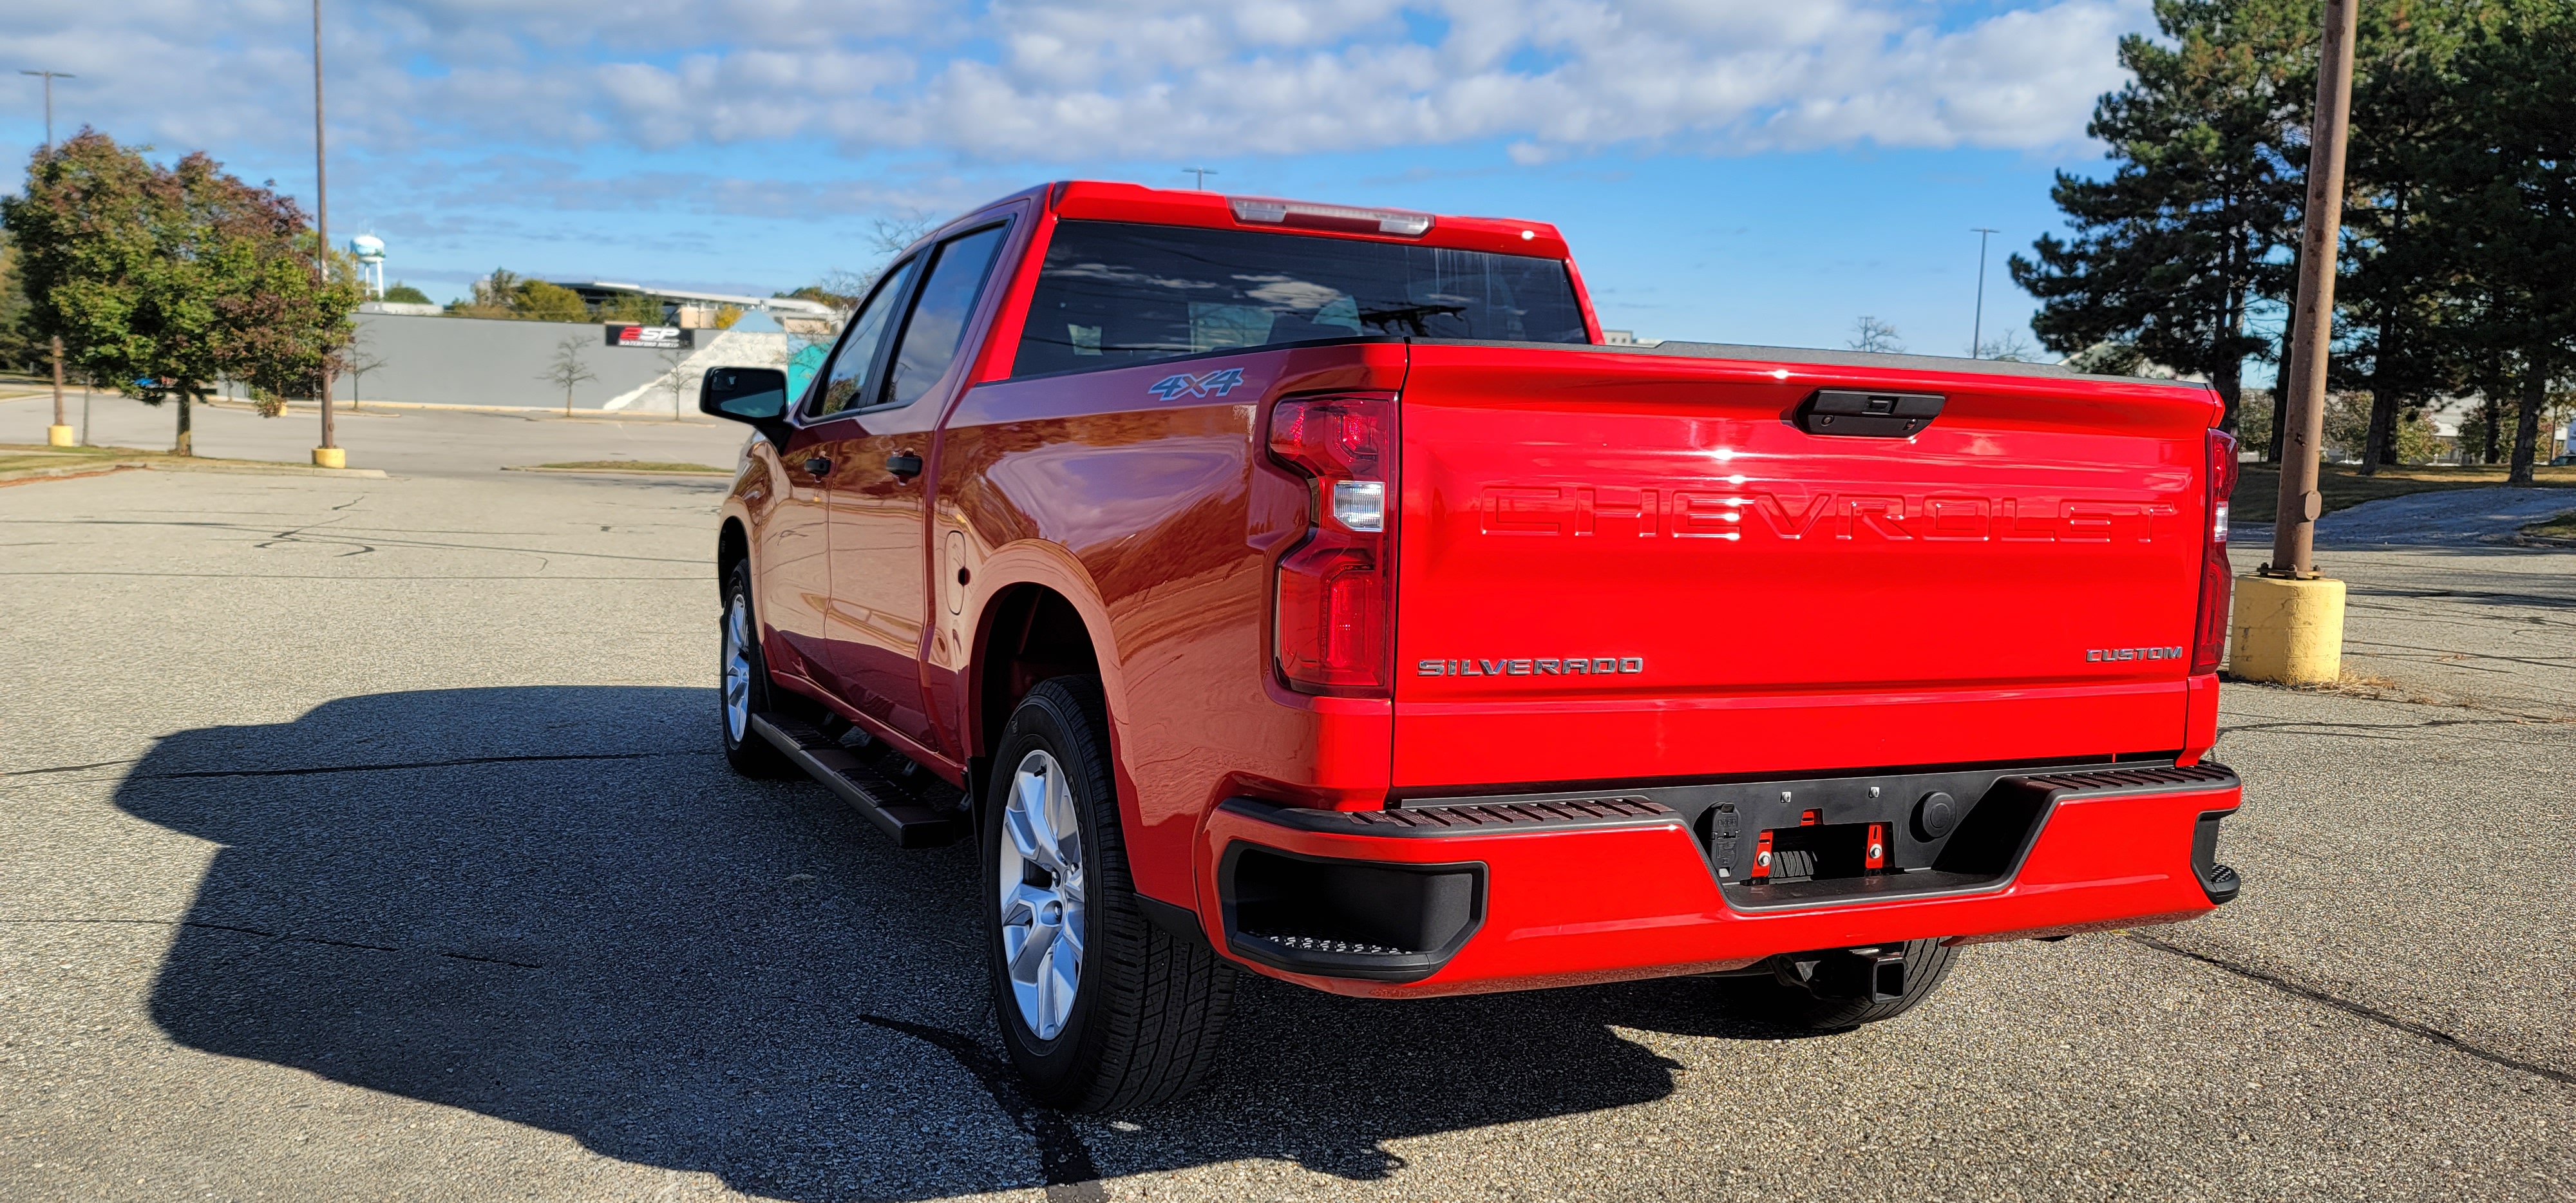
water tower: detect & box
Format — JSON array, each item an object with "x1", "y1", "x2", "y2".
[{"x1": 349, "y1": 234, "x2": 386, "y2": 299}]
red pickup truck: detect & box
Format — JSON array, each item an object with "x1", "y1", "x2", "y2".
[{"x1": 698, "y1": 181, "x2": 2245, "y2": 1113}]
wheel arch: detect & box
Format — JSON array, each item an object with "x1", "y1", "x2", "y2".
[
  {"x1": 971, "y1": 582, "x2": 1104, "y2": 775},
  {"x1": 960, "y1": 545, "x2": 1128, "y2": 819},
  {"x1": 717, "y1": 515, "x2": 750, "y2": 582}
]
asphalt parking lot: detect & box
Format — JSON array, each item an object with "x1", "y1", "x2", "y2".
[{"x1": 3, "y1": 433, "x2": 2571, "y2": 1201}]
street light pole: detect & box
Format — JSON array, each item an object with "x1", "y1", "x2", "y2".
[
  {"x1": 1969, "y1": 227, "x2": 2000, "y2": 359},
  {"x1": 2233, "y1": 0, "x2": 2356, "y2": 686},
  {"x1": 1183, "y1": 167, "x2": 1217, "y2": 191},
  {"x1": 310, "y1": 0, "x2": 341, "y2": 466},
  {"x1": 23, "y1": 70, "x2": 77, "y2": 446}
]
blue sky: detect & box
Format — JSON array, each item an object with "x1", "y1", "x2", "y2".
[{"x1": 3, "y1": 0, "x2": 2158, "y2": 359}]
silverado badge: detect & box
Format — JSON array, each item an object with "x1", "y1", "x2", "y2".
[{"x1": 1417, "y1": 657, "x2": 1643, "y2": 677}]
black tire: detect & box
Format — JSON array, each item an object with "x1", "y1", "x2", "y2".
[
  {"x1": 1725, "y1": 938, "x2": 1959, "y2": 1030},
  {"x1": 983, "y1": 676, "x2": 1236, "y2": 1112},
  {"x1": 719, "y1": 558, "x2": 797, "y2": 779}
]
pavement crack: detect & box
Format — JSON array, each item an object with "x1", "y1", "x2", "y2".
[
  {"x1": 2126, "y1": 932, "x2": 2574, "y2": 1087},
  {"x1": 0, "y1": 917, "x2": 540, "y2": 967},
  {"x1": 2, "y1": 757, "x2": 143, "y2": 778},
  {"x1": 437, "y1": 949, "x2": 546, "y2": 969},
  {"x1": 855, "y1": 1014, "x2": 1103, "y2": 1200}
]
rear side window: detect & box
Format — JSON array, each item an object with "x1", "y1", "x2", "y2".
[
  {"x1": 1012, "y1": 220, "x2": 1590, "y2": 378},
  {"x1": 885, "y1": 223, "x2": 1011, "y2": 409}
]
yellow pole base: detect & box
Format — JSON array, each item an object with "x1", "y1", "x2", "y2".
[
  {"x1": 48, "y1": 424, "x2": 77, "y2": 447},
  {"x1": 311, "y1": 446, "x2": 346, "y2": 469},
  {"x1": 2228, "y1": 574, "x2": 2347, "y2": 685}
]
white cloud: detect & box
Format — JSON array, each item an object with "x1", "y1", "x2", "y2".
[{"x1": 3, "y1": 0, "x2": 2142, "y2": 166}]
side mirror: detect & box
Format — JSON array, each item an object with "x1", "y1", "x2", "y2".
[{"x1": 700, "y1": 367, "x2": 790, "y2": 424}]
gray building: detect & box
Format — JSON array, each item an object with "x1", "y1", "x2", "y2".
[{"x1": 216, "y1": 312, "x2": 792, "y2": 413}]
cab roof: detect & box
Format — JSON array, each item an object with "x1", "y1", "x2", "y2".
[{"x1": 1038, "y1": 180, "x2": 1573, "y2": 260}]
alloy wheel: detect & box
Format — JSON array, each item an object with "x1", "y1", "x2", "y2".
[
  {"x1": 998, "y1": 748, "x2": 1086, "y2": 1040},
  {"x1": 722, "y1": 594, "x2": 753, "y2": 743}
]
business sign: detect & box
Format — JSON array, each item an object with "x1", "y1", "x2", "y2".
[{"x1": 607, "y1": 325, "x2": 694, "y2": 350}]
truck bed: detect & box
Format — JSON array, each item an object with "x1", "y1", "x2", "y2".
[{"x1": 1389, "y1": 338, "x2": 2222, "y2": 790}]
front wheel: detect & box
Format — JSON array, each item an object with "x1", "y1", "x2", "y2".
[
  {"x1": 719, "y1": 559, "x2": 795, "y2": 779},
  {"x1": 983, "y1": 676, "x2": 1236, "y2": 1112}
]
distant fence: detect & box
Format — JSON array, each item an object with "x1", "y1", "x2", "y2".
[{"x1": 213, "y1": 314, "x2": 792, "y2": 413}]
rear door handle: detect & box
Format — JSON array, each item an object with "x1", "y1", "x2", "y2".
[
  {"x1": 886, "y1": 452, "x2": 924, "y2": 478},
  {"x1": 802, "y1": 457, "x2": 832, "y2": 475}
]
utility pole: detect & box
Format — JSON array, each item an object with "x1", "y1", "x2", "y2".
[
  {"x1": 1183, "y1": 167, "x2": 1217, "y2": 191},
  {"x1": 2234, "y1": 0, "x2": 2356, "y2": 685},
  {"x1": 2270, "y1": 0, "x2": 2355, "y2": 580},
  {"x1": 1969, "y1": 227, "x2": 2000, "y2": 359},
  {"x1": 310, "y1": 0, "x2": 341, "y2": 467},
  {"x1": 23, "y1": 70, "x2": 77, "y2": 447},
  {"x1": 19, "y1": 70, "x2": 71, "y2": 147}
]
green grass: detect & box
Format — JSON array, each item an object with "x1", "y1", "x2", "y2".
[
  {"x1": 0, "y1": 442, "x2": 352, "y2": 477},
  {"x1": 2521, "y1": 509, "x2": 2576, "y2": 542},
  {"x1": 529, "y1": 460, "x2": 729, "y2": 474},
  {"x1": 2231, "y1": 462, "x2": 2576, "y2": 521},
  {"x1": 0, "y1": 442, "x2": 174, "y2": 474}
]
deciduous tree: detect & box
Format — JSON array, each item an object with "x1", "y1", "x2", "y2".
[
  {"x1": 1847, "y1": 316, "x2": 1904, "y2": 354},
  {"x1": 540, "y1": 334, "x2": 596, "y2": 417},
  {"x1": 1, "y1": 131, "x2": 357, "y2": 455},
  {"x1": 516, "y1": 280, "x2": 591, "y2": 323}
]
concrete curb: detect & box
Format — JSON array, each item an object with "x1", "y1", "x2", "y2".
[
  {"x1": 500, "y1": 465, "x2": 731, "y2": 478},
  {"x1": 146, "y1": 459, "x2": 388, "y2": 479},
  {"x1": 0, "y1": 457, "x2": 388, "y2": 486},
  {"x1": 0, "y1": 462, "x2": 144, "y2": 488},
  {"x1": 260, "y1": 398, "x2": 725, "y2": 423}
]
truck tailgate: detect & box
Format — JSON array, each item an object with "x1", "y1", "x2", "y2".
[{"x1": 1390, "y1": 343, "x2": 2220, "y2": 789}]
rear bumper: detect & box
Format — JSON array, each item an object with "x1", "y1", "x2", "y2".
[{"x1": 1193, "y1": 764, "x2": 2241, "y2": 998}]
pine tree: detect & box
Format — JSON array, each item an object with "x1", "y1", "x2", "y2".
[
  {"x1": 2011, "y1": 0, "x2": 2319, "y2": 432},
  {"x1": 2414, "y1": 1, "x2": 2575, "y2": 484},
  {"x1": 2342, "y1": 0, "x2": 2492, "y2": 474}
]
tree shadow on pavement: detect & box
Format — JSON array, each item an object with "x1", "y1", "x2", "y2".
[{"x1": 120, "y1": 687, "x2": 1817, "y2": 1200}]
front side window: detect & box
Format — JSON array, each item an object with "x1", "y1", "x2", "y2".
[
  {"x1": 884, "y1": 223, "x2": 1012, "y2": 410},
  {"x1": 1012, "y1": 220, "x2": 1590, "y2": 378},
  {"x1": 811, "y1": 257, "x2": 920, "y2": 417}
]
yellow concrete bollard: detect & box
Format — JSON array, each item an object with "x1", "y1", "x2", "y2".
[
  {"x1": 2228, "y1": 574, "x2": 2347, "y2": 685},
  {"x1": 311, "y1": 446, "x2": 347, "y2": 469},
  {"x1": 48, "y1": 424, "x2": 76, "y2": 447}
]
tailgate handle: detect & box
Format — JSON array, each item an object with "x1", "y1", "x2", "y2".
[{"x1": 1797, "y1": 390, "x2": 1944, "y2": 438}]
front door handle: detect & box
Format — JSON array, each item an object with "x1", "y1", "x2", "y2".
[
  {"x1": 802, "y1": 456, "x2": 832, "y2": 476},
  {"x1": 886, "y1": 452, "x2": 924, "y2": 478}
]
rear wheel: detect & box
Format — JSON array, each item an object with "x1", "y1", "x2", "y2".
[
  {"x1": 984, "y1": 676, "x2": 1236, "y2": 1112},
  {"x1": 719, "y1": 559, "x2": 796, "y2": 779},
  {"x1": 1723, "y1": 938, "x2": 1959, "y2": 1030}
]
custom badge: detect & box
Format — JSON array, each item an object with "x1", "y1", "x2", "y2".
[{"x1": 1146, "y1": 367, "x2": 1247, "y2": 401}]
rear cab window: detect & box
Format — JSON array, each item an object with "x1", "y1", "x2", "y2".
[{"x1": 1012, "y1": 220, "x2": 1592, "y2": 378}]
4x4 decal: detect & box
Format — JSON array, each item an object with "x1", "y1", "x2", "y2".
[{"x1": 1146, "y1": 367, "x2": 1247, "y2": 401}]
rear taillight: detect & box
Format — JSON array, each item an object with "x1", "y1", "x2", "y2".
[
  {"x1": 1270, "y1": 393, "x2": 1397, "y2": 694},
  {"x1": 2191, "y1": 428, "x2": 2240, "y2": 674}
]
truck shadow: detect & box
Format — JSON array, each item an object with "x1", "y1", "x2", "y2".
[{"x1": 119, "y1": 687, "x2": 1816, "y2": 1200}]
